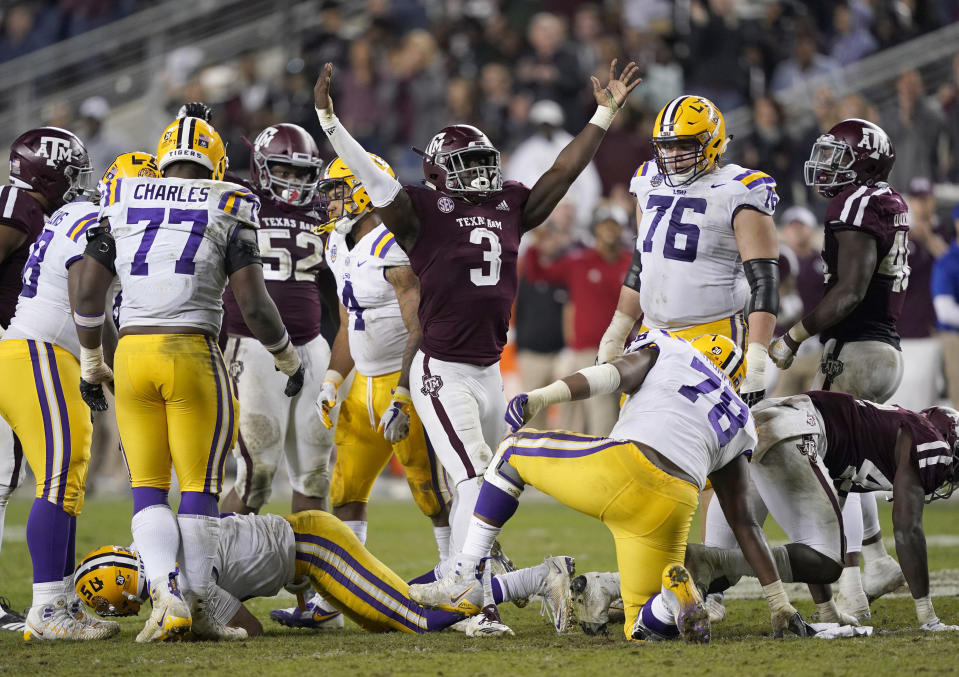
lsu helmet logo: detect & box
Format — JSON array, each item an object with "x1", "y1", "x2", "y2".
[{"x1": 36, "y1": 136, "x2": 73, "y2": 166}]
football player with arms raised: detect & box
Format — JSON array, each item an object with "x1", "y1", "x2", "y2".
[
  {"x1": 312, "y1": 59, "x2": 641, "y2": 572},
  {"x1": 769, "y1": 119, "x2": 910, "y2": 619},
  {"x1": 686, "y1": 394, "x2": 959, "y2": 634},
  {"x1": 270, "y1": 154, "x2": 453, "y2": 629},
  {"x1": 72, "y1": 117, "x2": 304, "y2": 642},
  {"x1": 0, "y1": 131, "x2": 122, "y2": 640},
  {"x1": 410, "y1": 331, "x2": 811, "y2": 642},
  {"x1": 596, "y1": 95, "x2": 781, "y2": 405},
  {"x1": 217, "y1": 122, "x2": 338, "y2": 519}
]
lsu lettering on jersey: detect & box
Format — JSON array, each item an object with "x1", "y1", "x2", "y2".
[
  {"x1": 325, "y1": 224, "x2": 408, "y2": 376},
  {"x1": 98, "y1": 177, "x2": 260, "y2": 335},
  {"x1": 5, "y1": 200, "x2": 99, "y2": 357},
  {"x1": 610, "y1": 330, "x2": 756, "y2": 489},
  {"x1": 629, "y1": 163, "x2": 779, "y2": 328}
]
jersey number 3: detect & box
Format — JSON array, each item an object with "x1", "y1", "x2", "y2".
[{"x1": 642, "y1": 195, "x2": 706, "y2": 262}]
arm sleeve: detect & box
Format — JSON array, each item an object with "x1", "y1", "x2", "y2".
[
  {"x1": 224, "y1": 226, "x2": 263, "y2": 275},
  {"x1": 623, "y1": 247, "x2": 642, "y2": 291},
  {"x1": 743, "y1": 258, "x2": 780, "y2": 315},
  {"x1": 83, "y1": 226, "x2": 117, "y2": 275},
  {"x1": 318, "y1": 111, "x2": 403, "y2": 208}
]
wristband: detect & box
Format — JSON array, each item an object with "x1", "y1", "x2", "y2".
[
  {"x1": 315, "y1": 106, "x2": 336, "y2": 131},
  {"x1": 575, "y1": 363, "x2": 622, "y2": 396},
  {"x1": 762, "y1": 580, "x2": 789, "y2": 611},
  {"x1": 74, "y1": 310, "x2": 105, "y2": 329},
  {"x1": 786, "y1": 322, "x2": 811, "y2": 347},
  {"x1": 391, "y1": 385, "x2": 412, "y2": 404},
  {"x1": 323, "y1": 369, "x2": 345, "y2": 388},
  {"x1": 588, "y1": 104, "x2": 617, "y2": 131},
  {"x1": 914, "y1": 595, "x2": 939, "y2": 626},
  {"x1": 264, "y1": 330, "x2": 291, "y2": 355}
]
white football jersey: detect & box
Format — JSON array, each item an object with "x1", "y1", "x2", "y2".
[
  {"x1": 609, "y1": 330, "x2": 757, "y2": 490},
  {"x1": 98, "y1": 177, "x2": 260, "y2": 335},
  {"x1": 629, "y1": 162, "x2": 779, "y2": 329},
  {"x1": 213, "y1": 513, "x2": 295, "y2": 602},
  {"x1": 4, "y1": 200, "x2": 100, "y2": 358},
  {"x1": 325, "y1": 224, "x2": 409, "y2": 376}
]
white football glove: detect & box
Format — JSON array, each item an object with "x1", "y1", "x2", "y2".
[
  {"x1": 596, "y1": 310, "x2": 635, "y2": 364},
  {"x1": 768, "y1": 323, "x2": 810, "y2": 370},
  {"x1": 80, "y1": 345, "x2": 113, "y2": 385},
  {"x1": 315, "y1": 371, "x2": 342, "y2": 430},
  {"x1": 740, "y1": 342, "x2": 768, "y2": 407},
  {"x1": 378, "y1": 386, "x2": 412, "y2": 443}
]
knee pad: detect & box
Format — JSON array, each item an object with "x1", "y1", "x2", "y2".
[
  {"x1": 242, "y1": 463, "x2": 277, "y2": 509},
  {"x1": 291, "y1": 465, "x2": 331, "y2": 501},
  {"x1": 482, "y1": 450, "x2": 525, "y2": 500}
]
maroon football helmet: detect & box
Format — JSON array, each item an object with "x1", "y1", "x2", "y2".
[
  {"x1": 9, "y1": 127, "x2": 93, "y2": 212},
  {"x1": 804, "y1": 118, "x2": 895, "y2": 197},
  {"x1": 920, "y1": 405, "x2": 959, "y2": 501},
  {"x1": 247, "y1": 123, "x2": 323, "y2": 206},
  {"x1": 415, "y1": 124, "x2": 502, "y2": 198}
]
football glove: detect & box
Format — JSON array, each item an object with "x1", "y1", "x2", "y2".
[
  {"x1": 768, "y1": 335, "x2": 798, "y2": 370},
  {"x1": 740, "y1": 343, "x2": 767, "y2": 407},
  {"x1": 771, "y1": 608, "x2": 816, "y2": 638},
  {"x1": 505, "y1": 393, "x2": 531, "y2": 432},
  {"x1": 79, "y1": 379, "x2": 109, "y2": 412},
  {"x1": 596, "y1": 310, "x2": 634, "y2": 364},
  {"x1": 284, "y1": 365, "x2": 305, "y2": 397},
  {"x1": 378, "y1": 386, "x2": 412, "y2": 443},
  {"x1": 315, "y1": 371, "x2": 343, "y2": 429},
  {"x1": 177, "y1": 102, "x2": 213, "y2": 122},
  {"x1": 80, "y1": 345, "x2": 113, "y2": 384}
]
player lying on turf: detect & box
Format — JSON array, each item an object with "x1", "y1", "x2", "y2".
[
  {"x1": 410, "y1": 330, "x2": 812, "y2": 642},
  {"x1": 686, "y1": 393, "x2": 959, "y2": 632},
  {"x1": 74, "y1": 510, "x2": 573, "y2": 638}
]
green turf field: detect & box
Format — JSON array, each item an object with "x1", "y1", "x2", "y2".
[{"x1": 0, "y1": 494, "x2": 957, "y2": 676}]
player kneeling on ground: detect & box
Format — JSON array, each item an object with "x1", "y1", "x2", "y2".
[
  {"x1": 410, "y1": 331, "x2": 812, "y2": 641},
  {"x1": 74, "y1": 511, "x2": 570, "y2": 638}
]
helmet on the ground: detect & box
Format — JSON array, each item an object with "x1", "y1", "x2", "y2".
[{"x1": 74, "y1": 545, "x2": 145, "y2": 617}]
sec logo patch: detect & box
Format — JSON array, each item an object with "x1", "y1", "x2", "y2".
[{"x1": 437, "y1": 197, "x2": 454, "y2": 213}]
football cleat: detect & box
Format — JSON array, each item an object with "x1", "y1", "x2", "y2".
[
  {"x1": 682, "y1": 543, "x2": 721, "y2": 596},
  {"x1": 191, "y1": 598, "x2": 247, "y2": 641},
  {"x1": 408, "y1": 557, "x2": 483, "y2": 615},
  {"x1": 538, "y1": 555, "x2": 576, "y2": 633},
  {"x1": 135, "y1": 570, "x2": 192, "y2": 643},
  {"x1": 24, "y1": 597, "x2": 113, "y2": 641},
  {"x1": 0, "y1": 596, "x2": 26, "y2": 633},
  {"x1": 269, "y1": 596, "x2": 344, "y2": 629},
  {"x1": 863, "y1": 555, "x2": 907, "y2": 602},
  {"x1": 704, "y1": 593, "x2": 727, "y2": 624},
  {"x1": 67, "y1": 597, "x2": 120, "y2": 639},
  {"x1": 464, "y1": 604, "x2": 514, "y2": 638},
  {"x1": 570, "y1": 572, "x2": 623, "y2": 636},
  {"x1": 660, "y1": 564, "x2": 710, "y2": 643},
  {"x1": 488, "y1": 540, "x2": 528, "y2": 608}
]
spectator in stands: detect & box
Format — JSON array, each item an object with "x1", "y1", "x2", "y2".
[
  {"x1": 592, "y1": 109, "x2": 653, "y2": 198},
  {"x1": 941, "y1": 53, "x2": 959, "y2": 182},
  {"x1": 514, "y1": 211, "x2": 572, "y2": 429},
  {"x1": 740, "y1": 95, "x2": 796, "y2": 206},
  {"x1": 683, "y1": 0, "x2": 750, "y2": 110},
  {"x1": 78, "y1": 96, "x2": 127, "y2": 178},
  {"x1": 882, "y1": 69, "x2": 944, "y2": 189},
  {"x1": 515, "y1": 12, "x2": 582, "y2": 128},
  {"x1": 475, "y1": 62, "x2": 514, "y2": 149},
  {"x1": 893, "y1": 177, "x2": 948, "y2": 410},
  {"x1": 770, "y1": 205, "x2": 825, "y2": 397},
  {"x1": 505, "y1": 99, "x2": 601, "y2": 236},
  {"x1": 0, "y1": 2, "x2": 45, "y2": 62},
  {"x1": 829, "y1": 2, "x2": 878, "y2": 66},
  {"x1": 522, "y1": 204, "x2": 632, "y2": 435},
  {"x1": 932, "y1": 204, "x2": 959, "y2": 407},
  {"x1": 770, "y1": 30, "x2": 841, "y2": 94}
]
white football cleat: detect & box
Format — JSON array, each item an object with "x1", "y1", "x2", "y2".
[
  {"x1": 408, "y1": 557, "x2": 482, "y2": 615},
  {"x1": 660, "y1": 564, "x2": 709, "y2": 643},
  {"x1": 136, "y1": 571, "x2": 192, "y2": 643},
  {"x1": 67, "y1": 597, "x2": 120, "y2": 639},
  {"x1": 0, "y1": 596, "x2": 26, "y2": 633},
  {"x1": 190, "y1": 599, "x2": 247, "y2": 641},
  {"x1": 538, "y1": 555, "x2": 575, "y2": 633},
  {"x1": 569, "y1": 571, "x2": 621, "y2": 636},
  {"x1": 863, "y1": 555, "x2": 907, "y2": 602},
  {"x1": 704, "y1": 593, "x2": 726, "y2": 624},
  {"x1": 24, "y1": 597, "x2": 112, "y2": 641},
  {"x1": 464, "y1": 604, "x2": 514, "y2": 638}
]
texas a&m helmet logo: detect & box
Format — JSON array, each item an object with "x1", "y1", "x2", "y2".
[{"x1": 35, "y1": 136, "x2": 74, "y2": 166}]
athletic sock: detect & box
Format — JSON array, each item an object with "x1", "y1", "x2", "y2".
[
  {"x1": 32, "y1": 579, "x2": 70, "y2": 607},
  {"x1": 493, "y1": 562, "x2": 548, "y2": 603},
  {"x1": 462, "y1": 517, "x2": 502, "y2": 560},
  {"x1": 343, "y1": 520, "x2": 368, "y2": 546},
  {"x1": 862, "y1": 539, "x2": 890, "y2": 563},
  {"x1": 433, "y1": 526, "x2": 451, "y2": 561},
  {"x1": 837, "y1": 566, "x2": 865, "y2": 600},
  {"x1": 0, "y1": 486, "x2": 9, "y2": 557},
  {"x1": 131, "y1": 504, "x2": 180, "y2": 583},
  {"x1": 860, "y1": 492, "x2": 882, "y2": 543},
  {"x1": 26, "y1": 499, "x2": 71, "y2": 584}
]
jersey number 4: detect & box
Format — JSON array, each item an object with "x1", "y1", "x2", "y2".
[{"x1": 642, "y1": 195, "x2": 706, "y2": 262}]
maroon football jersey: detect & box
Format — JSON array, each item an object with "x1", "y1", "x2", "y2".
[
  {"x1": 808, "y1": 390, "x2": 953, "y2": 497},
  {"x1": 821, "y1": 184, "x2": 910, "y2": 348},
  {"x1": 0, "y1": 185, "x2": 47, "y2": 327},
  {"x1": 405, "y1": 181, "x2": 530, "y2": 366},
  {"x1": 221, "y1": 176, "x2": 328, "y2": 345}
]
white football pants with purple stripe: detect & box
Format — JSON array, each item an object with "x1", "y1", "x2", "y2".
[{"x1": 410, "y1": 351, "x2": 507, "y2": 557}]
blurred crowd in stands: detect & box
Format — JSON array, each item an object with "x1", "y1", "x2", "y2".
[{"x1": 6, "y1": 0, "x2": 959, "y2": 425}]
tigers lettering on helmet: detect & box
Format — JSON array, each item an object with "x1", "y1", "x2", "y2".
[
  {"x1": 690, "y1": 333, "x2": 746, "y2": 392},
  {"x1": 156, "y1": 116, "x2": 227, "y2": 180},
  {"x1": 804, "y1": 118, "x2": 896, "y2": 197},
  {"x1": 74, "y1": 545, "x2": 146, "y2": 617},
  {"x1": 246, "y1": 123, "x2": 324, "y2": 207},
  {"x1": 315, "y1": 152, "x2": 395, "y2": 235},
  {"x1": 414, "y1": 124, "x2": 502, "y2": 198},
  {"x1": 8, "y1": 126, "x2": 94, "y2": 211},
  {"x1": 651, "y1": 96, "x2": 729, "y2": 187}
]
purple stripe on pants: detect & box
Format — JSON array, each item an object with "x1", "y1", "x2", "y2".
[
  {"x1": 422, "y1": 356, "x2": 475, "y2": 478},
  {"x1": 215, "y1": 342, "x2": 235, "y2": 488},
  {"x1": 44, "y1": 343, "x2": 72, "y2": 507},
  {"x1": 203, "y1": 337, "x2": 225, "y2": 494},
  {"x1": 27, "y1": 341, "x2": 55, "y2": 501}
]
